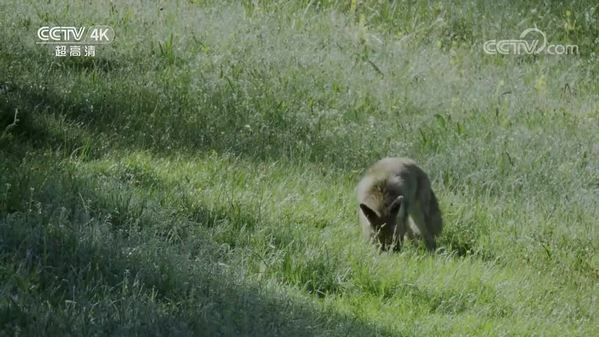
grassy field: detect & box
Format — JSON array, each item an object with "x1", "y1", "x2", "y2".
[{"x1": 1, "y1": 0, "x2": 598, "y2": 336}]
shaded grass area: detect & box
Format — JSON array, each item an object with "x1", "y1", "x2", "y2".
[
  {"x1": 0, "y1": 0, "x2": 598, "y2": 336},
  {"x1": 0, "y1": 152, "x2": 397, "y2": 337}
]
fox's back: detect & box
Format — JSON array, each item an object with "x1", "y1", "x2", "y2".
[{"x1": 356, "y1": 157, "x2": 421, "y2": 207}]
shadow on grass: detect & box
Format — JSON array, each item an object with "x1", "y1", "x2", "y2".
[
  {"x1": 1, "y1": 215, "x2": 391, "y2": 337},
  {"x1": 0, "y1": 154, "x2": 399, "y2": 337},
  {"x1": 0, "y1": 62, "x2": 379, "y2": 170}
]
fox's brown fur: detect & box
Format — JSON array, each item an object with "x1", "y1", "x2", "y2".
[{"x1": 356, "y1": 157, "x2": 442, "y2": 251}]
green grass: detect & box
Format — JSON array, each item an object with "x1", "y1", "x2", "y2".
[{"x1": 1, "y1": 0, "x2": 598, "y2": 336}]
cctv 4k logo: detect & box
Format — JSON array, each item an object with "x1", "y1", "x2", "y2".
[{"x1": 37, "y1": 26, "x2": 114, "y2": 57}]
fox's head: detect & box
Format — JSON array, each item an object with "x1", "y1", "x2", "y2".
[{"x1": 359, "y1": 195, "x2": 406, "y2": 251}]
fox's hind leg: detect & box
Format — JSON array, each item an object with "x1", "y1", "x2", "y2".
[
  {"x1": 426, "y1": 190, "x2": 443, "y2": 237},
  {"x1": 409, "y1": 203, "x2": 436, "y2": 251}
]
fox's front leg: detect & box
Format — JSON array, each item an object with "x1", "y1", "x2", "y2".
[{"x1": 392, "y1": 220, "x2": 407, "y2": 251}]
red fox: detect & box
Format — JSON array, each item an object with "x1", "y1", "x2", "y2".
[{"x1": 357, "y1": 157, "x2": 442, "y2": 251}]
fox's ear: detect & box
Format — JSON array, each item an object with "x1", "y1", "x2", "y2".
[
  {"x1": 360, "y1": 203, "x2": 379, "y2": 224},
  {"x1": 390, "y1": 195, "x2": 404, "y2": 213}
]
